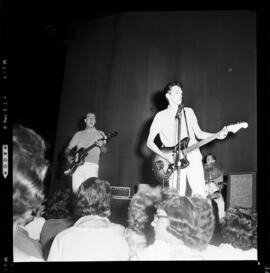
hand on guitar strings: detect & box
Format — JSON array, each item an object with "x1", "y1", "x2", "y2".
[{"x1": 163, "y1": 153, "x2": 174, "y2": 165}]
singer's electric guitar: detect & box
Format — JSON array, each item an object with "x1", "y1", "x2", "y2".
[
  {"x1": 152, "y1": 122, "x2": 248, "y2": 183},
  {"x1": 64, "y1": 131, "x2": 118, "y2": 175}
]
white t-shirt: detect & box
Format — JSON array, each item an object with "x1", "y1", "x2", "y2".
[
  {"x1": 47, "y1": 215, "x2": 129, "y2": 261},
  {"x1": 68, "y1": 128, "x2": 105, "y2": 164}
]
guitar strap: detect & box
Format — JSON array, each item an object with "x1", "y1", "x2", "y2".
[{"x1": 183, "y1": 109, "x2": 190, "y2": 138}]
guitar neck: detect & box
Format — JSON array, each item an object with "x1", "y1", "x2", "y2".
[
  {"x1": 83, "y1": 143, "x2": 97, "y2": 154},
  {"x1": 80, "y1": 135, "x2": 113, "y2": 155},
  {"x1": 183, "y1": 132, "x2": 220, "y2": 154}
]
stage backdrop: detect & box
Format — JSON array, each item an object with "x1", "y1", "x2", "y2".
[{"x1": 50, "y1": 10, "x2": 256, "y2": 195}]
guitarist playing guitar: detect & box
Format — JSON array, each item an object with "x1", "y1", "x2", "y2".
[
  {"x1": 147, "y1": 82, "x2": 228, "y2": 197},
  {"x1": 65, "y1": 112, "x2": 111, "y2": 194}
]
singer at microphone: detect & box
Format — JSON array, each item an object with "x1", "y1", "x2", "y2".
[{"x1": 147, "y1": 81, "x2": 223, "y2": 198}]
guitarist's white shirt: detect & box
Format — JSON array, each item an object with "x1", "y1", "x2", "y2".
[
  {"x1": 149, "y1": 107, "x2": 202, "y2": 160},
  {"x1": 67, "y1": 128, "x2": 105, "y2": 164}
]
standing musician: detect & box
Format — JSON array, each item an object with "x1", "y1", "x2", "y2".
[
  {"x1": 65, "y1": 112, "x2": 108, "y2": 194},
  {"x1": 146, "y1": 82, "x2": 228, "y2": 197}
]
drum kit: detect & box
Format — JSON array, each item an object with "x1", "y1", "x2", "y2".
[{"x1": 203, "y1": 162, "x2": 226, "y2": 199}]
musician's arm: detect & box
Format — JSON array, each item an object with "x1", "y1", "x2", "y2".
[
  {"x1": 64, "y1": 147, "x2": 70, "y2": 158},
  {"x1": 100, "y1": 144, "x2": 108, "y2": 153},
  {"x1": 64, "y1": 147, "x2": 74, "y2": 163},
  {"x1": 98, "y1": 130, "x2": 108, "y2": 153},
  {"x1": 193, "y1": 125, "x2": 214, "y2": 140},
  {"x1": 65, "y1": 133, "x2": 78, "y2": 163},
  {"x1": 189, "y1": 109, "x2": 223, "y2": 140}
]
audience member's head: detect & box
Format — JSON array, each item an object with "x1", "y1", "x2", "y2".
[
  {"x1": 128, "y1": 194, "x2": 151, "y2": 234},
  {"x1": 42, "y1": 188, "x2": 73, "y2": 219},
  {"x1": 153, "y1": 189, "x2": 215, "y2": 250},
  {"x1": 221, "y1": 207, "x2": 257, "y2": 250},
  {"x1": 74, "y1": 177, "x2": 111, "y2": 218},
  {"x1": 126, "y1": 187, "x2": 161, "y2": 257},
  {"x1": 128, "y1": 185, "x2": 161, "y2": 234},
  {"x1": 13, "y1": 124, "x2": 49, "y2": 229}
]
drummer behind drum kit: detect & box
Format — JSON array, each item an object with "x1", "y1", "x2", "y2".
[{"x1": 204, "y1": 162, "x2": 226, "y2": 199}]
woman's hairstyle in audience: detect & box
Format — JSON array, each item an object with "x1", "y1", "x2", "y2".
[
  {"x1": 75, "y1": 177, "x2": 111, "y2": 217},
  {"x1": 13, "y1": 124, "x2": 49, "y2": 224},
  {"x1": 221, "y1": 207, "x2": 257, "y2": 250},
  {"x1": 128, "y1": 194, "x2": 151, "y2": 234},
  {"x1": 128, "y1": 185, "x2": 162, "y2": 234},
  {"x1": 42, "y1": 188, "x2": 73, "y2": 219},
  {"x1": 158, "y1": 190, "x2": 215, "y2": 250}
]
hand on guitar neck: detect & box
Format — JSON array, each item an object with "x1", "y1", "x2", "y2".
[{"x1": 217, "y1": 126, "x2": 228, "y2": 140}]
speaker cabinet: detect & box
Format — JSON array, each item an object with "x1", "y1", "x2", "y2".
[{"x1": 227, "y1": 172, "x2": 256, "y2": 211}]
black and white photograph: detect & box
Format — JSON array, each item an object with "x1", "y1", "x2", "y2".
[{"x1": 2, "y1": 2, "x2": 270, "y2": 271}]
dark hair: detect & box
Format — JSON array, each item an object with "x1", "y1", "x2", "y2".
[
  {"x1": 204, "y1": 153, "x2": 216, "y2": 163},
  {"x1": 42, "y1": 188, "x2": 73, "y2": 219},
  {"x1": 13, "y1": 124, "x2": 49, "y2": 223},
  {"x1": 221, "y1": 207, "x2": 257, "y2": 250},
  {"x1": 127, "y1": 192, "x2": 158, "y2": 234},
  {"x1": 85, "y1": 112, "x2": 96, "y2": 118},
  {"x1": 163, "y1": 82, "x2": 183, "y2": 94},
  {"x1": 158, "y1": 190, "x2": 215, "y2": 250},
  {"x1": 75, "y1": 177, "x2": 111, "y2": 217}
]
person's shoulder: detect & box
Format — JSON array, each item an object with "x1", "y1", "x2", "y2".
[
  {"x1": 137, "y1": 240, "x2": 169, "y2": 260},
  {"x1": 51, "y1": 224, "x2": 75, "y2": 240},
  {"x1": 73, "y1": 130, "x2": 85, "y2": 137},
  {"x1": 216, "y1": 243, "x2": 257, "y2": 260},
  {"x1": 110, "y1": 222, "x2": 125, "y2": 235},
  {"x1": 184, "y1": 107, "x2": 194, "y2": 113},
  {"x1": 201, "y1": 244, "x2": 223, "y2": 260},
  {"x1": 154, "y1": 109, "x2": 168, "y2": 118},
  {"x1": 184, "y1": 107, "x2": 198, "y2": 118}
]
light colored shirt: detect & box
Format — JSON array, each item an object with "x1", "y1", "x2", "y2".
[
  {"x1": 202, "y1": 243, "x2": 257, "y2": 260},
  {"x1": 47, "y1": 215, "x2": 129, "y2": 261},
  {"x1": 67, "y1": 128, "x2": 105, "y2": 164},
  {"x1": 13, "y1": 226, "x2": 44, "y2": 262},
  {"x1": 134, "y1": 239, "x2": 206, "y2": 261},
  {"x1": 23, "y1": 217, "x2": 46, "y2": 241}
]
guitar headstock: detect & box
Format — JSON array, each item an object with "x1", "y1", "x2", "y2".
[{"x1": 227, "y1": 122, "x2": 248, "y2": 134}]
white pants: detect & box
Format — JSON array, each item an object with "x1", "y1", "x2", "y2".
[
  {"x1": 169, "y1": 156, "x2": 206, "y2": 198},
  {"x1": 72, "y1": 162, "x2": 99, "y2": 194}
]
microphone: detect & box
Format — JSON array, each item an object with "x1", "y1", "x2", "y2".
[{"x1": 175, "y1": 104, "x2": 184, "y2": 118}]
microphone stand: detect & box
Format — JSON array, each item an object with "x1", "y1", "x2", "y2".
[{"x1": 175, "y1": 104, "x2": 183, "y2": 193}]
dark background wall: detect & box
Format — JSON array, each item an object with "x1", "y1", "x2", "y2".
[
  {"x1": 50, "y1": 11, "x2": 257, "y2": 194},
  {"x1": 5, "y1": 4, "x2": 270, "y2": 267}
]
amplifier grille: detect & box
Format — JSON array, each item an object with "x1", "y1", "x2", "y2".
[{"x1": 110, "y1": 186, "x2": 131, "y2": 200}]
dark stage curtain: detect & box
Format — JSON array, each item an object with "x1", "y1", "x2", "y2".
[{"x1": 50, "y1": 11, "x2": 256, "y2": 194}]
